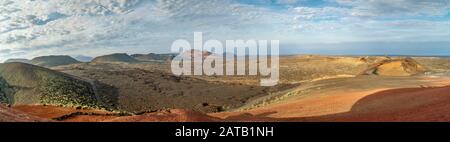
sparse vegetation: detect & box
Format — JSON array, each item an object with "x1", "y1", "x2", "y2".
[
  {"x1": 0, "y1": 78, "x2": 9, "y2": 104},
  {"x1": 3, "y1": 55, "x2": 450, "y2": 122},
  {"x1": 0, "y1": 77, "x2": 15, "y2": 104},
  {"x1": 38, "y1": 74, "x2": 100, "y2": 108},
  {"x1": 0, "y1": 63, "x2": 104, "y2": 109}
]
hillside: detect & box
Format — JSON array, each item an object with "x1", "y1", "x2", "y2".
[
  {"x1": 360, "y1": 58, "x2": 425, "y2": 76},
  {"x1": 0, "y1": 104, "x2": 50, "y2": 122},
  {"x1": 74, "y1": 55, "x2": 94, "y2": 62},
  {"x1": 131, "y1": 53, "x2": 175, "y2": 62},
  {"x1": 0, "y1": 63, "x2": 103, "y2": 109},
  {"x1": 91, "y1": 53, "x2": 138, "y2": 63},
  {"x1": 4, "y1": 59, "x2": 31, "y2": 64},
  {"x1": 31, "y1": 55, "x2": 81, "y2": 67},
  {"x1": 179, "y1": 49, "x2": 214, "y2": 59}
]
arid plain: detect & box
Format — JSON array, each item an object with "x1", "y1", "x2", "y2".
[{"x1": 2, "y1": 52, "x2": 450, "y2": 122}]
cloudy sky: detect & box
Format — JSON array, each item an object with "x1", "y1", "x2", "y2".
[{"x1": 1, "y1": 0, "x2": 450, "y2": 61}]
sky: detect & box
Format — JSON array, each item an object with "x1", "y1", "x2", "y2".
[{"x1": 1, "y1": 0, "x2": 450, "y2": 62}]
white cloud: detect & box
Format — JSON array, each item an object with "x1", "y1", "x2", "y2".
[
  {"x1": 276, "y1": 0, "x2": 301, "y2": 5},
  {"x1": 0, "y1": 0, "x2": 294, "y2": 60},
  {"x1": 1, "y1": 0, "x2": 450, "y2": 61},
  {"x1": 292, "y1": 6, "x2": 350, "y2": 20},
  {"x1": 336, "y1": 0, "x2": 450, "y2": 18}
]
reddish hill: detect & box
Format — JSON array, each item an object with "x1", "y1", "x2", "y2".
[
  {"x1": 12, "y1": 105, "x2": 222, "y2": 122},
  {"x1": 0, "y1": 105, "x2": 50, "y2": 122},
  {"x1": 304, "y1": 85, "x2": 450, "y2": 122},
  {"x1": 213, "y1": 83, "x2": 450, "y2": 122},
  {"x1": 360, "y1": 58, "x2": 425, "y2": 76}
]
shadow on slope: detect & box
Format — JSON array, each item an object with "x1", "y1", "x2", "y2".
[
  {"x1": 220, "y1": 85, "x2": 450, "y2": 122},
  {"x1": 0, "y1": 63, "x2": 113, "y2": 110}
]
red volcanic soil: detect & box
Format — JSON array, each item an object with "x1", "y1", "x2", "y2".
[
  {"x1": 105, "y1": 109, "x2": 221, "y2": 122},
  {"x1": 213, "y1": 86, "x2": 450, "y2": 122},
  {"x1": 8, "y1": 85, "x2": 450, "y2": 122},
  {"x1": 304, "y1": 86, "x2": 450, "y2": 122},
  {"x1": 12, "y1": 105, "x2": 222, "y2": 122},
  {"x1": 13, "y1": 105, "x2": 112, "y2": 118},
  {"x1": 0, "y1": 105, "x2": 51, "y2": 122},
  {"x1": 12, "y1": 105, "x2": 117, "y2": 122}
]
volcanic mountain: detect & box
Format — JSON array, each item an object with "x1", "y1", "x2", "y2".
[
  {"x1": 178, "y1": 49, "x2": 220, "y2": 60},
  {"x1": 360, "y1": 58, "x2": 426, "y2": 76},
  {"x1": 4, "y1": 59, "x2": 31, "y2": 64},
  {"x1": 74, "y1": 55, "x2": 94, "y2": 62},
  {"x1": 91, "y1": 53, "x2": 138, "y2": 63},
  {"x1": 131, "y1": 53, "x2": 175, "y2": 62},
  {"x1": 0, "y1": 63, "x2": 102, "y2": 108},
  {"x1": 31, "y1": 55, "x2": 81, "y2": 67}
]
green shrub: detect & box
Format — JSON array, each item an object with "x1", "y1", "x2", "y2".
[{"x1": 39, "y1": 75, "x2": 100, "y2": 108}]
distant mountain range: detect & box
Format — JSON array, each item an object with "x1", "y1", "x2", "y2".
[
  {"x1": 5, "y1": 55, "x2": 80, "y2": 68},
  {"x1": 2, "y1": 51, "x2": 233, "y2": 68},
  {"x1": 4, "y1": 59, "x2": 31, "y2": 64},
  {"x1": 31, "y1": 55, "x2": 81, "y2": 67},
  {"x1": 2, "y1": 53, "x2": 168, "y2": 67},
  {"x1": 74, "y1": 55, "x2": 94, "y2": 62},
  {"x1": 91, "y1": 53, "x2": 138, "y2": 63},
  {"x1": 131, "y1": 53, "x2": 176, "y2": 62}
]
